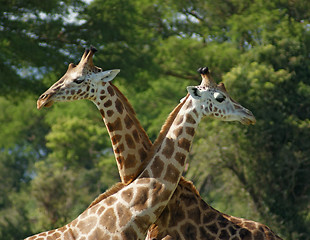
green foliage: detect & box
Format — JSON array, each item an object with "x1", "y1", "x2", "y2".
[
  {"x1": 0, "y1": 0, "x2": 309, "y2": 239},
  {"x1": 0, "y1": 0, "x2": 87, "y2": 96}
]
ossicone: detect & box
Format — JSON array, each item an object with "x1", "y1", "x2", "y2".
[{"x1": 197, "y1": 67, "x2": 209, "y2": 75}]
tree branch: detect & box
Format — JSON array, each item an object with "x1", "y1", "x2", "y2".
[{"x1": 164, "y1": 70, "x2": 201, "y2": 83}]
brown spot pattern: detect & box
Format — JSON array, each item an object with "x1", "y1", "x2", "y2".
[
  {"x1": 199, "y1": 227, "x2": 216, "y2": 240},
  {"x1": 115, "y1": 99, "x2": 124, "y2": 114},
  {"x1": 239, "y1": 228, "x2": 252, "y2": 239},
  {"x1": 178, "y1": 138, "x2": 191, "y2": 152},
  {"x1": 121, "y1": 226, "x2": 138, "y2": 240},
  {"x1": 162, "y1": 138, "x2": 175, "y2": 159},
  {"x1": 116, "y1": 203, "x2": 132, "y2": 228},
  {"x1": 105, "y1": 196, "x2": 117, "y2": 206},
  {"x1": 132, "y1": 129, "x2": 140, "y2": 142},
  {"x1": 111, "y1": 134, "x2": 122, "y2": 145},
  {"x1": 107, "y1": 117, "x2": 122, "y2": 132},
  {"x1": 180, "y1": 222, "x2": 197, "y2": 239},
  {"x1": 125, "y1": 134, "x2": 136, "y2": 149},
  {"x1": 175, "y1": 152, "x2": 186, "y2": 165},
  {"x1": 229, "y1": 226, "x2": 237, "y2": 235},
  {"x1": 124, "y1": 114, "x2": 134, "y2": 129},
  {"x1": 188, "y1": 206, "x2": 201, "y2": 225},
  {"x1": 152, "y1": 187, "x2": 171, "y2": 208},
  {"x1": 116, "y1": 156, "x2": 124, "y2": 168},
  {"x1": 150, "y1": 156, "x2": 164, "y2": 178},
  {"x1": 181, "y1": 193, "x2": 198, "y2": 206},
  {"x1": 203, "y1": 210, "x2": 217, "y2": 224},
  {"x1": 140, "y1": 170, "x2": 150, "y2": 178},
  {"x1": 107, "y1": 86, "x2": 115, "y2": 96},
  {"x1": 115, "y1": 144, "x2": 124, "y2": 154},
  {"x1": 186, "y1": 99, "x2": 193, "y2": 109},
  {"x1": 253, "y1": 230, "x2": 264, "y2": 240},
  {"x1": 138, "y1": 148, "x2": 147, "y2": 161},
  {"x1": 135, "y1": 215, "x2": 151, "y2": 231},
  {"x1": 207, "y1": 223, "x2": 219, "y2": 235},
  {"x1": 185, "y1": 127, "x2": 195, "y2": 136},
  {"x1": 107, "y1": 110, "x2": 114, "y2": 117},
  {"x1": 173, "y1": 126, "x2": 183, "y2": 137},
  {"x1": 104, "y1": 99, "x2": 112, "y2": 107},
  {"x1": 77, "y1": 216, "x2": 97, "y2": 234},
  {"x1": 52, "y1": 232, "x2": 61, "y2": 238},
  {"x1": 217, "y1": 215, "x2": 229, "y2": 227},
  {"x1": 88, "y1": 227, "x2": 108, "y2": 240},
  {"x1": 219, "y1": 229, "x2": 229, "y2": 239},
  {"x1": 124, "y1": 154, "x2": 137, "y2": 169},
  {"x1": 164, "y1": 163, "x2": 180, "y2": 183},
  {"x1": 192, "y1": 108, "x2": 199, "y2": 118},
  {"x1": 121, "y1": 188, "x2": 133, "y2": 203},
  {"x1": 185, "y1": 113, "x2": 196, "y2": 124},
  {"x1": 132, "y1": 187, "x2": 149, "y2": 211},
  {"x1": 100, "y1": 208, "x2": 117, "y2": 233},
  {"x1": 99, "y1": 109, "x2": 105, "y2": 118},
  {"x1": 97, "y1": 206, "x2": 105, "y2": 215},
  {"x1": 175, "y1": 115, "x2": 184, "y2": 125}
]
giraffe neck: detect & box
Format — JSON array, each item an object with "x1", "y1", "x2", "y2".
[
  {"x1": 101, "y1": 95, "x2": 202, "y2": 238},
  {"x1": 139, "y1": 95, "x2": 201, "y2": 192},
  {"x1": 92, "y1": 82, "x2": 152, "y2": 183},
  {"x1": 58, "y1": 96, "x2": 201, "y2": 240}
]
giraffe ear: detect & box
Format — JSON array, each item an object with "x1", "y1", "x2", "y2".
[
  {"x1": 97, "y1": 69, "x2": 120, "y2": 82},
  {"x1": 187, "y1": 86, "x2": 201, "y2": 99}
]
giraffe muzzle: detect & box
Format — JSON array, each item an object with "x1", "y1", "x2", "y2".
[
  {"x1": 239, "y1": 108, "x2": 256, "y2": 125},
  {"x1": 37, "y1": 93, "x2": 55, "y2": 109}
]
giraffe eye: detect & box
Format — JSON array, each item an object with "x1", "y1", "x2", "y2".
[
  {"x1": 74, "y1": 78, "x2": 84, "y2": 84},
  {"x1": 214, "y1": 92, "x2": 226, "y2": 103}
]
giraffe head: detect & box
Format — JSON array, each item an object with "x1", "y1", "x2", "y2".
[
  {"x1": 37, "y1": 46, "x2": 120, "y2": 109},
  {"x1": 187, "y1": 67, "x2": 256, "y2": 125}
]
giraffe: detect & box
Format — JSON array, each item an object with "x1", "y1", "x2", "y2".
[
  {"x1": 148, "y1": 68, "x2": 283, "y2": 240},
  {"x1": 37, "y1": 46, "x2": 151, "y2": 184},
  {"x1": 29, "y1": 48, "x2": 282, "y2": 239},
  {"x1": 31, "y1": 61, "x2": 256, "y2": 239}
]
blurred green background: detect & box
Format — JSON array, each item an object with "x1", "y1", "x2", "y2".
[{"x1": 0, "y1": 0, "x2": 309, "y2": 239}]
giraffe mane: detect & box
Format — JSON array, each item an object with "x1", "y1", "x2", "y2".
[
  {"x1": 87, "y1": 182, "x2": 126, "y2": 209},
  {"x1": 178, "y1": 177, "x2": 201, "y2": 197},
  {"x1": 137, "y1": 94, "x2": 190, "y2": 174}
]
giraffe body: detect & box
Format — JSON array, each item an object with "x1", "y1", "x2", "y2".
[
  {"x1": 29, "y1": 49, "x2": 282, "y2": 240},
  {"x1": 152, "y1": 178, "x2": 282, "y2": 240}
]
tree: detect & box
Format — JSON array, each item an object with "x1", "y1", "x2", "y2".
[{"x1": 0, "y1": 0, "x2": 86, "y2": 96}]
